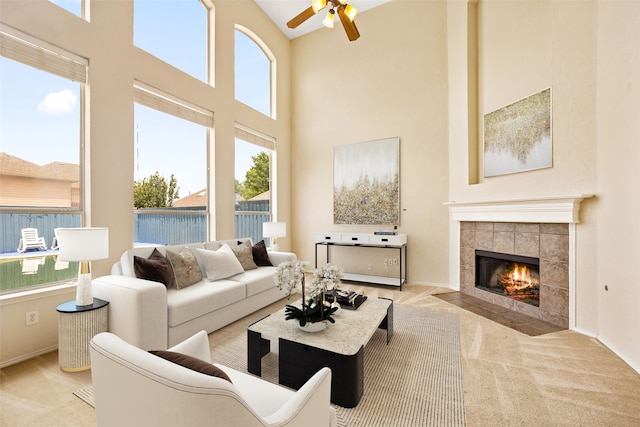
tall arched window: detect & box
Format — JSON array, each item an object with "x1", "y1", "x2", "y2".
[
  {"x1": 234, "y1": 27, "x2": 273, "y2": 117},
  {"x1": 134, "y1": 0, "x2": 209, "y2": 82},
  {"x1": 233, "y1": 28, "x2": 277, "y2": 244}
]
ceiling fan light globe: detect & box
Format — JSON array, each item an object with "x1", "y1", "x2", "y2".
[
  {"x1": 323, "y1": 11, "x2": 335, "y2": 28},
  {"x1": 312, "y1": 0, "x2": 327, "y2": 13},
  {"x1": 344, "y1": 4, "x2": 358, "y2": 21}
]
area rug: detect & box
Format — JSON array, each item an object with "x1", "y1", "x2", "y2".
[
  {"x1": 73, "y1": 385, "x2": 95, "y2": 408},
  {"x1": 75, "y1": 305, "x2": 466, "y2": 426},
  {"x1": 214, "y1": 305, "x2": 466, "y2": 427}
]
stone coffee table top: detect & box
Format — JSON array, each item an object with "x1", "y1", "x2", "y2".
[{"x1": 248, "y1": 297, "x2": 392, "y2": 356}]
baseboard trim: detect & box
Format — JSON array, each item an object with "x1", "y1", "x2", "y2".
[
  {"x1": 596, "y1": 335, "x2": 640, "y2": 375},
  {"x1": 0, "y1": 345, "x2": 58, "y2": 369}
]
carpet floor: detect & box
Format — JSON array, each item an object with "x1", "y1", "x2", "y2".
[{"x1": 2, "y1": 283, "x2": 640, "y2": 426}]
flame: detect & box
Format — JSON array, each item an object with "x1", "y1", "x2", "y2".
[{"x1": 501, "y1": 264, "x2": 539, "y2": 294}]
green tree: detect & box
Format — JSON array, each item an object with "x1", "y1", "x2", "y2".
[
  {"x1": 237, "y1": 151, "x2": 270, "y2": 200},
  {"x1": 134, "y1": 172, "x2": 179, "y2": 208}
]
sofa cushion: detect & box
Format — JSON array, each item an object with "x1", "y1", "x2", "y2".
[
  {"x1": 203, "y1": 238, "x2": 252, "y2": 252},
  {"x1": 166, "y1": 279, "x2": 245, "y2": 327},
  {"x1": 165, "y1": 247, "x2": 202, "y2": 290},
  {"x1": 252, "y1": 240, "x2": 273, "y2": 267},
  {"x1": 231, "y1": 266, "x2": 278, "y2": 297},
  {"x1": 149, "y1": 350, "x2": 232, "y2": 383},
  {"x1": 133, "y1": 248, "x2": 174, "y2": 288},
  {"x1": 232, "y1": 240, "x2": 258, "y2": 271},
  {"x1": 197, "y1": 245, "x2": 244, "y2": 281},
  {"x1": 120, "y1": 243, "x2": 206, "y2": 278}
]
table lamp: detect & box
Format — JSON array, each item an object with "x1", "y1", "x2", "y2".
[
  {"x1": 58, "y1": 227, "x2": 109, "y2": 306},
  {"x1": 263, "y1": 222, "x2": 286, "y2": 251}
]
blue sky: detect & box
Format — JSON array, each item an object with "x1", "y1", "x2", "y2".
[
  {"x1": 0, "y1": 58, "x2": 80, "y2": 165},
  {"x1": 1, "y1": 0, "x2": 270, "y2": 198}
]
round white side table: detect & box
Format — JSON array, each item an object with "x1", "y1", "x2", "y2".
[{"x1": 56, "y1": 298, "x2": 109, "y2": 372}]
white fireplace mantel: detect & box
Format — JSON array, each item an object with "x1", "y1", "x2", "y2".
[{"x1": 444, "y1": 194, "x2": 594, "y2": 224}]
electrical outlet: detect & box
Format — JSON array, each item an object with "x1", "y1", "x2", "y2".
[
  {"x1": 368, "y1": 263, "x2": 373, "y2": 271},
  {"x1": 26, "y1": 310, "x2": 39, "y2": 326}
]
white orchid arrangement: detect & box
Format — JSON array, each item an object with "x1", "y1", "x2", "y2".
[{"x1": 274, "y1": 260, "x2": 340, "y2": 326}]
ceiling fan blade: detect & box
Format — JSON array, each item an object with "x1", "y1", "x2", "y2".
[
  {"x1": 287, "y1": 6, "x2": 317, "y2": 29},
  {"x1": 337, "y1": 7, "x2": 360, "y2": 41}
]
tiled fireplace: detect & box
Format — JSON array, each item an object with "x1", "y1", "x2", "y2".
[
  {"x1": 447, "y1": 195, "x2": 592, "y2": 330},
  {"x1": 460, "y1": 221, "x2": 569, "y2": 327}
]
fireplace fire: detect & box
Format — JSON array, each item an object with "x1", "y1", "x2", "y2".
[{"x1": 475, "y1": 250, "x2": 540, "y2": 307}]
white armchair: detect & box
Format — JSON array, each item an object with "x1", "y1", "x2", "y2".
[{"x1": 90, "y1": 331, "x2": 336, "y2": 427}]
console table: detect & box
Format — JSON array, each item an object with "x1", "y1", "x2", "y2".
[{"x1": 315, "y1": 233, "x2": 407, "y2": 289}]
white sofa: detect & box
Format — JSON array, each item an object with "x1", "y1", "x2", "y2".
[
  {"x1": 90, "y1": 330, "x2": 336, "y2": 427},
  {"x1": 93, "y1": 238, "x2": 296, "y2": 349}
]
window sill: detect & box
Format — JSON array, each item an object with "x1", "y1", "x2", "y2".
[{"x1": 0, "y1": 283, "x2": 75, "y2": 305}]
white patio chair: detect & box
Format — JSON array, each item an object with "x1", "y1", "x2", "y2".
[
  {"x1": 51, "y1": 228, "x2": 61, "y2": 250},
  {"x1": 17, "y1": 228, "x2": 48, "y2": 253}
]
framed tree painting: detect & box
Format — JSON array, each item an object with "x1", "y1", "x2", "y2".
[
  {"x1": 483, "y1": 88, "x2": 552, "y2": 177},
  {"x1": 333, "y1": 137, "x2": 400, "y2": 225}
]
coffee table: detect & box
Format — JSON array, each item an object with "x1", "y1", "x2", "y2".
[{"x1": 247, "y1": 297, "x2": 393, "y2": 408}]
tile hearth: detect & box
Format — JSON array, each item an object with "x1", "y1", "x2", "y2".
[{"x1": 435, "y1": 291, "x2": 564, "y2": 336}]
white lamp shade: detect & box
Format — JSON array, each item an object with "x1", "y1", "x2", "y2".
[
  {"x1": 263, "y1": 222, "x2": 286, "y2": 239},
  {"x1": 58, "y1": 227, "x2": 109, "y2": 262}
]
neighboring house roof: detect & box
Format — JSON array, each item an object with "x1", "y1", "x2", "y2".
[
  {"x1": 248, "y1": 190, "x2": 270, "y2": 201},
  {"x1": 0, "y1": 152, "x2": 79, "y2": 182},
  {"x1": 172, "y1": 189, "x2": 208, "y2": 208},
  {"x1": 173, "y1": 189, "x2": 269, "y2": 208}
]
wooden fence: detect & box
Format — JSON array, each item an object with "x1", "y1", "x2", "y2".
[{"x1": 1, "y1": 211, "x2": 271, "y2": 254}]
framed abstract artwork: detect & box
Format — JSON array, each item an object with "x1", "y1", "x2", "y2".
[
  {"x1": 483, "y1": 88, "x2": 552, "y2": 177},
  {"x1": 333, "y1": 137, "x2": 400, "y2": 225}
]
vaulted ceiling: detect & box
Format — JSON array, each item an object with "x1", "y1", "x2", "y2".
[{"x1": 254, "y1": 0, "x2": 391, "y2": 39}]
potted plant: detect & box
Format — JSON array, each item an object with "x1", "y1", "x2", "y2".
[{"x1": 275, "y1": 260, "x2": 340, "y2": 329}]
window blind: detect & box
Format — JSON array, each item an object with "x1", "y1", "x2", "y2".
[
  {"x1": 134, "y1": 83, "x2": 214, "y2": 128},
  {"x1": 0, "y1": 31, "x2": 87, "y2": 83},
  {"x1": 235, "y1": 122, "x2": 276, "y2": 150}
]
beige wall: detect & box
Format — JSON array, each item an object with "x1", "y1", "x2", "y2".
[
  {"x1": 0, "y1": 0, "x2": 291, "y2": 366},
  {"x1": 447, "y1": 0, "x2": 639, "y2": 371},
  {"x1": 593, "y1": 0, "x2": 640, "y2": 370},
  {"x1": 290, "y1": 1, "x2": 451, "y2": 287}
]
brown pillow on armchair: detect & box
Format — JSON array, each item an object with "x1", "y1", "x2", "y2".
[{"x1": 149, "y1": 350, "x2": 232, "y2": 383}]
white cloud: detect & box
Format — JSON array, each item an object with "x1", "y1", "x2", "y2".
[{"x1": 37, "y1": 89, "x2": 77, "y2": 115}]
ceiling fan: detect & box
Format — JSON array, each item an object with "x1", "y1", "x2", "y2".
[{"x1": 287, "y1": 0, "x2": 360, "y2": 41}]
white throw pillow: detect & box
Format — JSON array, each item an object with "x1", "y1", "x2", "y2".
[{"x1": 197, "y1": 245, "x2": 244, "y2": 281}]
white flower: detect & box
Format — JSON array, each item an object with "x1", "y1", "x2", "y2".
[
  {"x1": 310, "y1": 263, "x2": 343, "y2": 296},
  {"x1": 275, "y1": 260, "x2": 309, "y2": 299}
]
